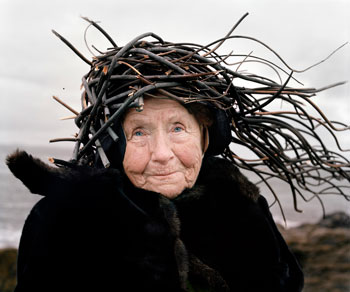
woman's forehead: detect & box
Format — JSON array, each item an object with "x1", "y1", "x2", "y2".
[
  {"x1": 123, "y1": 98, "x2": 197, "y2": 125},
  {"x1": 125, "y1": 98, "x2": 187, "y2": 117}
]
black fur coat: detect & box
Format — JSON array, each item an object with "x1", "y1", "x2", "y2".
[{"x1": 7, "y1": 150, "x2": 303, "y2": 292}]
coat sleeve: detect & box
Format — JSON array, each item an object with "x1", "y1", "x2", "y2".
[
  {"x1": 15, "y1": 197, "x2": 54, "y2": 292},
  {"x1": 257, "y1": 196, "x2": 304, "y2": 292},
  {"x1": 220, "y1": 194, "x2": 304, "y2": 292},
  {"x1": 14, "y1": 192, "x2": 120, "y2": 292},
  {"x1": 175, "y1": 190, "x2": 304, "y2": 292}
]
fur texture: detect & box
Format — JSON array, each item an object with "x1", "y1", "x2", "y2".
[{"x1": 7, "y1": 150, "x2": 303, "y2": 292}]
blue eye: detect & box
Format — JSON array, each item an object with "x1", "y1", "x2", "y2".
[
  {"x1": 134, "y1": 131, "x2": 143, "y2": 136},
  {"x1": 174, "y1": 126, "x2": 183, "y2": 132}
]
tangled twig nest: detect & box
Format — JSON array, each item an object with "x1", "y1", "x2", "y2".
[{"x1": 51, "y1": 13, "x2": 350, "y2": 221}]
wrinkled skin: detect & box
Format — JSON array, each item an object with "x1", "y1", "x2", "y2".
[{"x1": 123, "y1": 98, "x2": 207, "y2": 198}]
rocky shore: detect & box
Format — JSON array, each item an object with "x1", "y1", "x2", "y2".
[
  {"x1": 278, "y1": 212, "x2": 350, "y2": 292},
  {"x1": 0, "y1": 247, "x2": 17, "y2": 292},
  {"x1": 0, "y1": 212, "x2": 349, "y2": 292}
]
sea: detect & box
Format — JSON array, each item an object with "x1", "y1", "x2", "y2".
[{"x1": 1, "y1": 143, "x2": 349, "y2": 249}]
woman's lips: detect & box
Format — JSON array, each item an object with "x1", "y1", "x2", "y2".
[
  {"x1": 152, "y1": 172, "x2": 175, "y2": 177},
  {"x1": 146, "y1": 171, "x2": 177, "y2": 180}
]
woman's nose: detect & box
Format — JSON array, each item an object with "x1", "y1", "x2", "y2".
[{"x1": 150, "y1": 132, "x2": 174, "y2": 164}]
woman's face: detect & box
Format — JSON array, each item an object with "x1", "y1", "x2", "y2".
[{"x1": 122, "y1": 98, "x2": 205, "y2": 198}]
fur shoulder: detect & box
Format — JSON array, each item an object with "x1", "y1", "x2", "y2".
[
  {"x1": 197, "y1": 156, "x2": 260, "y2": 201},
  {"x1": 6, "y1": 150, "x2": 120, "y2": 197}
]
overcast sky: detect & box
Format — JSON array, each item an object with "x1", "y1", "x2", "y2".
[{"x1": 1, "y1": 0, "x2": 349, "y2": 156}]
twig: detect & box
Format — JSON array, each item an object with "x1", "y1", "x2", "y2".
[
  {"x1": 52, "y1": 96, "x2": 79, "y2": 115},
  {"x1": 51, "y1": 30, "x2": 92, "y2": 65}
]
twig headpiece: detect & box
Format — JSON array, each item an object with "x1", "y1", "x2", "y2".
[{"x1": 51, "y1": 14, "x2": 350, "y2": 220}]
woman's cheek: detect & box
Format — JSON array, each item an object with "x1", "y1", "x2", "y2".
[
  {"x1": 174, "y1": 140, "x2": 203, "y2": 169},
  {"x1": 123, "y1": 143, "x2": 149, "y2": 175}
]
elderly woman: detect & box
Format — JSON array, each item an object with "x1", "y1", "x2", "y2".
[{"x1": 7, "y1": 17, "x2": 350, "y2": 292}]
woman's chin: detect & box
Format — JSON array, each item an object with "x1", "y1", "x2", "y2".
[
  {"x1": 146, "y1": 184, "x2": 185, "y2": 199},
  {"x1": 142, "y1": 181, "x2": 186, "y2": 198}
]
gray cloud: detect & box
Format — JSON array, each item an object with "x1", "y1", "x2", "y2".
[{"x1": 1, "y1": 0, "x2": 349, "y2": 150}]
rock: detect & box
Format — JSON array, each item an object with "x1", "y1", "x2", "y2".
[
  {"x1": 0, "y1": 248, "x2": 17, "y2": 292},
  {"x1": 319, "y1": 212, "x2": 350, "y2": 229},
  {"x1": 278, "y1": 212, "x2": 350, "y2": 292}
]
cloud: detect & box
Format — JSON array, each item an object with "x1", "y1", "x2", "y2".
[{"x1": 1, "y1": 0, "x2": 349, "y2": 151}]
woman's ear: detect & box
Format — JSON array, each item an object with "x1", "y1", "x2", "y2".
[{"x1": 202, "y1": 126, "x2": 209, "y2": 154}]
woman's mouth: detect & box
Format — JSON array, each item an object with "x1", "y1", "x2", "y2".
[{"x1": 152, "y1": 172, "x2": 175, "y2": 177}]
